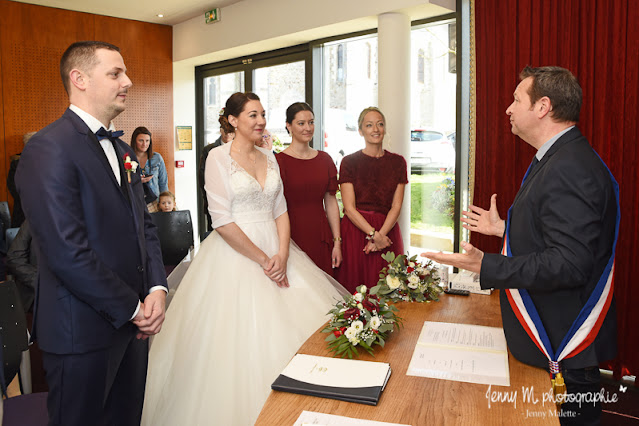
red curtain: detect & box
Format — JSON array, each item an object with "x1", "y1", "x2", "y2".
[{"x1": 474, "y1": 0, "x2": 639, "y2": 378}]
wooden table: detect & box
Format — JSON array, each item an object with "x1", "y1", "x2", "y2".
[{"x1": 256, "y1": 291, "x2": 560, "y2": 425}]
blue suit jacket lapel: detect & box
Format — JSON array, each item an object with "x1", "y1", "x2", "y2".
[{"x1": 64, "y1": 109, "x2": 131, "y2": 206}]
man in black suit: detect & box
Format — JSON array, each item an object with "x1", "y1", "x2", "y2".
[
  {"x1": 425, "y1": 66, "x2": 618, "y2": 425},
  {"x1": 16, "y1": 41, "x2": 167, "y2": 425}
]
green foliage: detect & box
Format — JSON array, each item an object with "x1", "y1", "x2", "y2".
[
  {"x1": 410, "y1": 173, "x2": 455, "y2": 232},
  {"x1": 371, "y1": 251, "x2": 444, "y2": 303},
  {"x1": 322, "y1": 285, "x2": 402, "y2": 358},
  {"x1": 431, "y1": 177, "x2": 455, "y2": 219}
]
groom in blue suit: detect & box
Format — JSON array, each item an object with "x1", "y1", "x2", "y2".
[{"x1": 16, "y1": 41, "x2": 167, "y2": 425}]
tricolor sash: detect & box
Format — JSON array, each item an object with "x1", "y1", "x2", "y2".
[{"x1": 502, "y1": 155, "x2": 620, "y2": 384}]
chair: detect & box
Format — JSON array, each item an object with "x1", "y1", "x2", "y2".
[
  {"x1": 0, "y1": 280, "x2": 48, "y2": 425},
  {"x1": 0, "y1": 201, "x2": 11, "y2": 234},
  {"x1": 150, "y1": 210, "x2": 194, "y2": 266},
  {"x1": 5, "y1": 227, "x2": 20, "y2": 250},
  {"x1": 0, "y1": 201, "x2": 9, "y2": 253}
]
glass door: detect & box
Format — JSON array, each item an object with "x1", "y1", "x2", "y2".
[
  {"x1": 203, "y1": 71, "x2": 245, "y2": 147},
  {"x1": 409, "y1": 20, "x2": 457, "y2": 253},
  {"x1": 321, "y1": 35, "x2": 378, "y2": 168},
  {"x1": 254, "y1": 60, "x2": 305, "y2": 149}
]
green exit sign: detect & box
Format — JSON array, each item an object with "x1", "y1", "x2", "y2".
[{"x1": 205, "y1": 8, "x2": 221, "y2": 24}]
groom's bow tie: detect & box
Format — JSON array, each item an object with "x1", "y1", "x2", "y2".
[{"x1": 96, "y1": 127, "x2": 125, "y2": 141}]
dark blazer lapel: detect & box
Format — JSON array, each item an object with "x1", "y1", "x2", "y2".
[
  {"x1": 110, "y1": 141, "x2": 132, "y2": 204},
  {"x1": 512, "y1": 127, "x2": 582, "y2": 206},
  {"x1": 65, "y1": 109, "x2": 119, "y2": 187},
  {"x1": 113, "y1": 140, "x2": 149, "y2": 289},
  {"x1": 64, "y1": 109, "x2": 130, "y2": 205}
]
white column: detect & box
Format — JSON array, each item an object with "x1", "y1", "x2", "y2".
[{"x1": 378, "y1": 12, "x2": 412, "y2": 252}]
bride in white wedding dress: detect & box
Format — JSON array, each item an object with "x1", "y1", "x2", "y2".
[{"x1": 141, "y1": 92, "x2": 348, "y2": 425}]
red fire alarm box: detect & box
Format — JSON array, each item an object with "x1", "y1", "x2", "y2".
[{"x1": 175, "y1": 160, "x2": 185, "y2": 168}]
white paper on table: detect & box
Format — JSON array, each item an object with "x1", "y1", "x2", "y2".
[
  {"x1": 406, "y1": 321, "x2": 510, "y2": 386},
  {"x1": 294, "y1": 411, "x2": 411, "y2": 426},
  {"x1": 280, "y1": 354, "x2": 391, "y2": 389},
  {"x1": 450, "y1": 271, "x2": 492, "y2": 295}
]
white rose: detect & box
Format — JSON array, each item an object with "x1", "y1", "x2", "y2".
[
  {"x1": 408, "y1": 275, "x2": 420, "y2": 289},
  {"x1": 386, "y1": 275, "x2": 401, "y2": 290},
  {"x1": 357, "y1": 303, "x2": 363, "y2": 309},
  {"x1": 345, "y1": 327, "x2": 360, "y2": 345},
  {"x1": 409, "y1": 262, "x2": 415, "y2": 267},
  {"x1": 360, "y1": 285, "x2": 367, "y2": 294},
  {"x1": 345, "y1": 327, "x2": 357, "y2": 339},
  {"x1": 354, "y1": 293, "x2": 364, "y2": 302},
  {"x1": 370, "y1": 316, "x2": 381, "y2": 330},
  {"x1": 351, "y1": 320, "x2": 364, "y2": 332}
]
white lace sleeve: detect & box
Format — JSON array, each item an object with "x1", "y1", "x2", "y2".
[
  {"x1": 204, "y1": 143, "x2": 235, "y2": 228},
  {"x1": 261, "y1": 147, "x2": 287, "y2": 219}
]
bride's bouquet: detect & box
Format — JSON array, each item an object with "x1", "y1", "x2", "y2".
[
  {"x1": 372, "y1": 252, "x2": 443, "y2": 303},
  {"x1": 322, "y1": 285, "x2": 401, "y2": 358}
]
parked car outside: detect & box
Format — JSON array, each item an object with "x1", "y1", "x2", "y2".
[{"x1": 410, "y1": 129, "x2": 455, "y2": 173}]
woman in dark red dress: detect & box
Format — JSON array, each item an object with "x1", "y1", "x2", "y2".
[
  {"x1": 276, "y1": 102, "x2": 342, "y2": 275},
  {"x1": 336, "y1": 107, "x2": 408, "y2": 292}
]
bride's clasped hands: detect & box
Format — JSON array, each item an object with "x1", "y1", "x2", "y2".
[{"x1": 262, "y1": 251, "x2": 290, "y2": 287}]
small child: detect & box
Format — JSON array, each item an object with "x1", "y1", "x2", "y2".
[{"x1": 157, "y1": 191, "x2": 177, "y2": 212}]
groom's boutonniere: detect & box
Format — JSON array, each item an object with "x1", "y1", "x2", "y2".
[{"x1": 123, "y1": 153, "x2": 138, "y2": 183}]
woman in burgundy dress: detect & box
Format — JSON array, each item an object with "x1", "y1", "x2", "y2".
[
  {"x1": 276, "y1": 102, "x2": 342, "y2": 275},
  {"x1": 336, "y1": 107, "x2": 408, "y2": 292}
]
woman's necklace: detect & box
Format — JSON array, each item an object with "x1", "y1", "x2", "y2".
[
  {"x1": 288, "y1": 145, "x2": 314, "y2": 159},
  {"x1": 233, "y1": 144, "x2": 257, "y2": 164}
]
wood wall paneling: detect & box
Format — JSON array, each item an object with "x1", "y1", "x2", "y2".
[
  {"x1": 95, "y1": 16, "x2": 174, "y2": 192},
  {"x1": 0, "y1": 0, "x2": 173, "y2": 215},
  {"x1": 0, "y1": 0, "x2": 94, "y2": 207}
]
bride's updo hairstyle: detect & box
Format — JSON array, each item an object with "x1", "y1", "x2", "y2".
[
  {"x1": 285, "y1": 102, "x2": 314, "y2": 134},
  {"x1": 219, "y1": 92, "x2": 261, "y2": 134}
]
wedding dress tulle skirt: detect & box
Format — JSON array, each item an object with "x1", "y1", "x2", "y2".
[{"x1": 141, "y1": 215, "x2": 347, "y2": 426}]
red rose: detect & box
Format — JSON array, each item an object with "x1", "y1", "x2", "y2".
[
  {"x1": 344, "y1": 308, "x2": 360, "y2": 320},
  {"x1": 340, "y1": 327, "x2": 347, "y2": 333},
  {"x1": 333, "y1": 329, "x2": 342, "y2": 337},
  {"x1": 124, "y1": 162, "x2": 132, "y2": 170},
  {"x1": 407, "y1": 266, "x2": 414, "y2": 273},
  {"x1": 362, "y1": 300, "x2": 375, "y2": 312}
]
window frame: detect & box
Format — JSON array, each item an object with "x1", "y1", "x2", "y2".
[{"x1": 194, "y1": 11, "x2": 463, "y2": 252}]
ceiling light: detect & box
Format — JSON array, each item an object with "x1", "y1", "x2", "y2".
[{"x1": 157, "y1": 14, "x2": 164, "y2": 18}]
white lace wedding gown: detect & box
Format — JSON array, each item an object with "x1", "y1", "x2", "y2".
[{"x1": 141, "y1": 142, "x2": 348, "y2": 426}]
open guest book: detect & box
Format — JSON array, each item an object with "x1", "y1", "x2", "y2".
[{"x1": 271, "y1": 354, "x2": 392, "y2": 405}]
